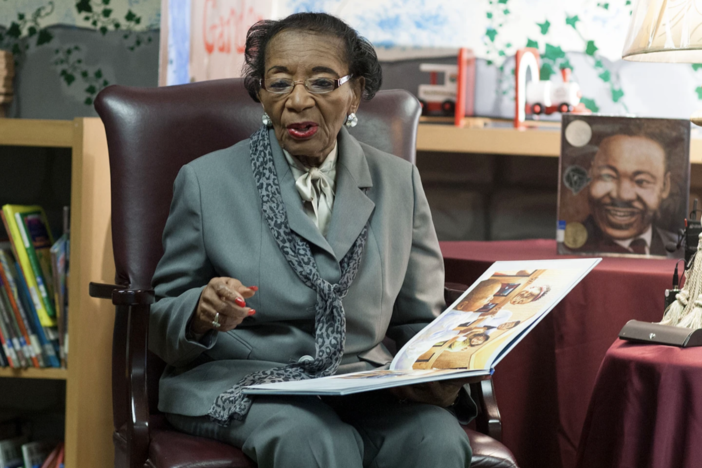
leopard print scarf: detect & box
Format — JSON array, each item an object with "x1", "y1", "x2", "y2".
[{"x1": 208, "y1": 126, "x2": 369, "y2": 425}]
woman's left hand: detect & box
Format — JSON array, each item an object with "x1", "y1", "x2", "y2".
[{"x1": 388, "y1": 378, "x2": 477, "y2": 407}]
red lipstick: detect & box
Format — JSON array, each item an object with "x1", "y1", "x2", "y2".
[{"x1": 287, "y1": 122, "x2": 319, "y2": 139}]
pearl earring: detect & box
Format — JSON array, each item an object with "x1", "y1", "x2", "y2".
[
  {"x1": 345, "y1": 113, "x2": 358, "y2": 128},
  {"x1": 262, "y1": 113, "x2": 273, "y2": 127}
]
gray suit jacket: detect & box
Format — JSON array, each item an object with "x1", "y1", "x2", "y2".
[{"x1": 150, "y1": 128, "x2": 445, "y2": 416}]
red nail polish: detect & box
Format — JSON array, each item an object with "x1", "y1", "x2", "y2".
[
  {"x1": 235, "y1": 297, "x2": 246, "y2": 308},
  {"x1": 249, "y1": 286, "x2": 259, "y2": 291},
  {"x1": 248, "y1": 309, "x2": 256, "y2": 316}
]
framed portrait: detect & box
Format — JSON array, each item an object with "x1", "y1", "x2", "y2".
[{"x1": 557, "y1": 115, "x2": 690, "y2": 258}]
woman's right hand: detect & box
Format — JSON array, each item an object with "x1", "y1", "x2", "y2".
[{"x1": 190, "y1": 277, "x2": 257, "y2": 334}]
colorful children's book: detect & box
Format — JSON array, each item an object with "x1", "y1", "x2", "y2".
[
  {"x1": 0, "y1": 206, "x2": 56, "y2": 327},
  {"x1": 0, "y1": 274, "x2": 38, "y2": 368},
  {"x1": 0, "y1": 286, "x2": 28, "y2": 368},
  {"x1": 7, "y1": 254, "x2": 60, "y2": 368},
  {"x1": 244, "y1": 258, "x2": 600, "y2": 396},
  {"x1": 21, "y1": 441, "x2": 55, "y2": 468},
  {"x1": 0, "y1": 248, "x2": 56, "y2": 367}
]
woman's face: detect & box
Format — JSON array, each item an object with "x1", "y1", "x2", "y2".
[{"x1": 258, "y1": 30, "x2": 363, "y2": 163}]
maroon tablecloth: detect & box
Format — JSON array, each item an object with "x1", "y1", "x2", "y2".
[
  {"x1": 439, "y1": 239, "x2": 677, "y2": 468},
  {"x1": 576, "y1": 340, "x2": 702, "y2": 468}
]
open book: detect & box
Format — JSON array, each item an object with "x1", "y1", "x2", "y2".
[{"x1": 243, "y1": 258, "x2": 600, "y2": 396}]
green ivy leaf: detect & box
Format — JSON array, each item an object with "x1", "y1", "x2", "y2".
[
  {"x1": 611, "y1": 88, "x2": 624, "y2": 102},
  {"x1": 85, "y1": 85, "x2": 97, "y2": 94},
  {"x1": 693, "y1": 64, "x2": 702, "y2": 71},
  {"x1": 586, "y1": 40, "x2": 598, "y2": 56},
  {"x1": 580, "y1": 97, "x2": 599, "y2": 112},
  {"x1": 498, "y1": 0, "x2": 508, "y2": 3},
  {"x1": 95, "y1": 69, "x2": 103, "y2": 78},
  {"x1": 566, "y1": 15, "x2": 579, "y2": 29},
  {"x1": 537, "y1": 20, "x2": 550, "y2": 35},
  {"x1": 28, "y1": 26, "x2": 37, "y2": 37},
  {"x1": 36, "y1": 29, "x2": 53, "y2": 45},
  {"x1": 487, "y1": 12, "x2": 493, "y2": 19},
  {"x1": 81, "y1": 71, "x2": 89, "y2": 78},
  {"x1": 91, "y1": 20, "x2": 98, "y2": 27},
  {"x1": 598, "y1": 2, "x2": 610, "y2": 9},
  {"x1": 113, "y1": 22, "x2": 120, "y2": 29},
  {"x1": 486, "y1": 59, "x2": 494, "y2": 66},
  {"x1": 540, "y1": 62, "x2": 554, "y2": 80},
  {"x1": 102, "y1": 8, "x2": 113, "y2": 18},
  {"x1": 486, "y1": 28, "x2": 497, "y2": 42},
  {"x1": 559, "y1": 59, "x2": 572, "y2": 70},
  {"x1": 696, "y1": 86, "x2": 702, "y2": 100},
  {"x1": 125, "y1": 10, "x2": 137, "y2": 22},
  {"x1": 7, "y1": 22, "x2": 22, "y2": 39},
  {"x1": 76, "y1": 0, "x2": 93, "y2": 14},
  {"x1": 17, "y1": 13, "x2": 25, "y2": 20},
  {"x1": 63, "y1": 73, "x2": 76, "y2": 86},
  {"x1": 100, "y1": 26, "x2": 108, "y2": 35},
  {"x1": 102, "y1": 79, "x2": 109, "y2": 86},
  {"x1": 498, "y1": 50, "x2": 505, "y2": 56},
  {"x1": 526, "y1": 38, "x2": 539, "y2": 49},
  {"x1": 102, "y1": 0, "x2": 110, "y2": 4},
  {"x1": 84, "y1": 97, "x2": 93, "y2": 105},
  {"x1": 135, "y1": 17, "x2": 141, "y2": 25},
  {"x1": 598, "y1": 70, "x2": 611, "y2": 82},
  {"x1": 594, "y1": 59, "x2": 603, "y2": 68},
  {"x1": 626, "y1": 0, "x2": 631, "y2": 4},
  {"x1": 503, "y1": 9, "x2": 510, "y2": 14},
  {"x1": 544, "y1": 43, "x2": 565, "y2": 61}
]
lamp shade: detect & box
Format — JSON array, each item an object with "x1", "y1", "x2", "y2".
[{"x1": 623, "y1": 0, "x2": 702, "y2": 62}]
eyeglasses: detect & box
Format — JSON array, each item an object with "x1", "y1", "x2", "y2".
[{"x1": 260, "y1": 74, "x2": 353, "y2": 95}]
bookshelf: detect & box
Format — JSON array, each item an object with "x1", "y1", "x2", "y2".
[
  {"x1": 0, "y1": 118, "x2": 114, "y2": 468},
  {"x1": 417, "y1": 121, "x2": 702, "y2": 191}
]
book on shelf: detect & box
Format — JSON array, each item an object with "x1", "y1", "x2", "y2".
[
  {"x1": 0, "y1": 247, "x2": 60, "y2": 368},
  {"x1": 0, "y1": 206, "x2": 56, "y2": 328},
  {"x1": 244, "y1": 258, "x2": 600, "y2": 397},
  {"x1": 0, "y1": 258, "x2": 40, "y2": 368},
  {"x1": 0, "y1": 435, "x2": 28, "y2": 468},
  {"x1": 21, "y1": 441, "x2": 55, "y2": 468}
]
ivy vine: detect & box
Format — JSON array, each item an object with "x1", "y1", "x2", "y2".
[
  {"x1": 0, "y1": 2, "x2": 55, "y2": 60},
  {"x1": 75, "y1": 0, "x2": 153, "y2": 51},
  {"x1": 52, "y1": 45, "x2": 109, "y2": 105},
  {"x1": 483, "y1": 0, "x2": 515, "y2": 98}
]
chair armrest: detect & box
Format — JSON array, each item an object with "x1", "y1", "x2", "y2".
[
  {"x1": 89, "y1": 282, "x2": 155, "y2": 306},
  {"x1": 470, "y1": 378, "x2": 503, "y2": 442}
]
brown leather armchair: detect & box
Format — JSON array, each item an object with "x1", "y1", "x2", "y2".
[{"x1": 90, "y1": 79, "x2": 518, "y2": 468}]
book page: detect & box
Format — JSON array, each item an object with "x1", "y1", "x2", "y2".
[{"x1": 391, "y1": 258, "x2": 600, "y2": 371}]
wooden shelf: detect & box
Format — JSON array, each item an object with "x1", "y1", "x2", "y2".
[
  {"x1": 0, "y1": 367, "x2": 68, "y2": 380},
  {"x1": 0, "y1": 119, "x2": 74, "y2": 147},
  {"x1": 417, "y1": 122, "x2": 702, "y2": 163},
  {"x1": 0, "y1": 118, "x2": 114, "y2": 468}
]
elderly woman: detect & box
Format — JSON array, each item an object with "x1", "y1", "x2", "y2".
[{"x1": 149, "y1": 12, "x2": 475, "y2": 468}]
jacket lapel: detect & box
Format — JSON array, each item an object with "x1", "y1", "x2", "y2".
[
  {"x1": 326, "y1": 128, "x2": 375, "y2": 261},
  {"x1": 268, "y1": 129, "x2": 336, "y2": 257}
]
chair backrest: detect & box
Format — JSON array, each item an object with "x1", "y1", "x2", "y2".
[{"x1": 94, "y1": 78, "x2": 421, "y2": 424}]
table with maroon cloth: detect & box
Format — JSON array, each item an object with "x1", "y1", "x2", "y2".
[
  {"x1": 576, "y1": 340, "x2": 702, "y2": 468},
  {"x1": 439, "y1": 239, "x2": 677, "y2": 468}
]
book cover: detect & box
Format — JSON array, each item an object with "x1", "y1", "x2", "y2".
[
  {"x1": 557, "y1": 114, "x2": 689, "y2": 258},
  {"x1": 0, "y1": 206, "x2": 56, "y2": 327},
  {"x1": 15, "y1": 211, "x2": 55, "y2": 322},
  {"x1": 19, "y1": 213, "x2": 55, "y2": 302},
  {"x1": 244, "y1": 258, "x2": 600, "y2": 396}
]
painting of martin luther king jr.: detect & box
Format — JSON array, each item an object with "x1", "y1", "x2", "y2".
[{"x1": 558, "y1": 115, "x2": 690, "y2": 258}]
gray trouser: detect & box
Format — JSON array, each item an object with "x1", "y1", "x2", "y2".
[{"x1": 166, "y1": 391, "x2": 472, "y2": 468}]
